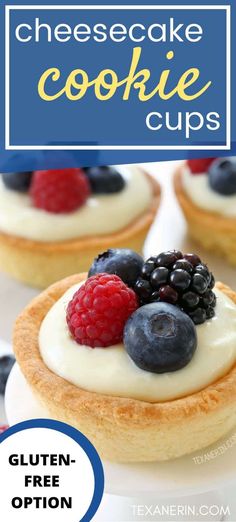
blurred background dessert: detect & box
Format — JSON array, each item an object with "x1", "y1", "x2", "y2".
[
  {"x1": 0, "y1": 165, "x2": 160, "y2": 288},
  {"x1": 175, "y1": 157, "x2": 236, "y2": 265}
]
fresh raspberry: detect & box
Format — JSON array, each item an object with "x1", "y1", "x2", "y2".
[
  {"x1": 30, "y1": 169, "x2": 91, "y2": 213},
  {"x1": 0, "y1": 425, "x2": 9, "y2": 435},
  {"x1": 66, "y1": 273, "x2": 139, "y2": 347},
  {"x1": 187, "y1": 158, "x2": 216, "y2": 174}
]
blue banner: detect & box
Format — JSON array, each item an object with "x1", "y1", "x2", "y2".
[{"x1": 0, "y1": 0, "x2": 235, "y2": 170}]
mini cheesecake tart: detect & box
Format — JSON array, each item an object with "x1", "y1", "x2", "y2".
[
  {"x1": 174, "y1": 158, "x2": 236, "y2": 265},
  {"x1": 14, "y1": 249, "x2": 236, "y2": 462},
  {"x1": 0, "y1": 166, "x2": 160, "y2": 288}
]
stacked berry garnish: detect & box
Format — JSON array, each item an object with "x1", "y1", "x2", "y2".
[
  {"x1": 1, "y1": 166, "x2": 126, "y2": 214},
  {"x1": 66, "y1": 248, "x2": 217, "y2": 374},
  {"x1": 134, "y1": 250, "x2": 216, "y2": 325}
]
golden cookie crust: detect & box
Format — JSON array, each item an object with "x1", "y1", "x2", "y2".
[
  {"x1": 14, "y1": 275, "x2": 236, "y2": 462},
  {"x1": 0, "y1": 172, "x2": 160, "y2": 288},
  {"x1": 174, "y1": 167, "x2": 236, "y2": 264}
]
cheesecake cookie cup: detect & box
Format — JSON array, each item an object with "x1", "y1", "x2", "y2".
[
  {"x1": 0, "y1": 166, "x2": 160, "y2": 288},
  {"x1": 174, "y1": 157, "x2": 236, "y2": 265},
  {"x1": 14, "y1": 248, "x2": 236, "y2": 462}
]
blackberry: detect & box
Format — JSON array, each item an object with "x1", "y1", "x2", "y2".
[{"x1": 134, "y1": 250, "x2": 216, "y2": 325}]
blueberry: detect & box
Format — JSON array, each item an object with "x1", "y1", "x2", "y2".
[
  {"x1": 2, "y1": 172, "x2": 33, "y2": 192},
  {"x1": 170, "y1": 269, "x2": 191, "y2": 291},
  {"x1": 0, "y1": 355, "x2": 15, "y2": 394},
  {"x1": 209, "y1": 158, "x2": 236, "y2": 195},
  {"x1": 85, "y1": 166, "x2": 125, "y2": 194},
  {"x1": 88, "y1": 248, "x2": 143, "y2": 287},
  {"x1": 124, "y1": 303, "x2": 197, "y2": 373}
]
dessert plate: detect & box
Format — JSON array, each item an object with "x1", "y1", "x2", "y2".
[{"x1": 5, "y1": 363, "x2": 236, "y2": 498}]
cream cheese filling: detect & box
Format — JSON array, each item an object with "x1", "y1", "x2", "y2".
[{"x1": 39, "y1": 283, "x2": 236, "y2": 402}]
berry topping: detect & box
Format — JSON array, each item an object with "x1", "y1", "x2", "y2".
[
  {"x1": 2, "y1": 172, "x2": 33, "y2": 192},
  {"x1": 187, "y1": 158, "x2": 216, "y2": 174},
  {"x1": 0, "y1": 355, "x2": 15, "y2": 395},
  {"x1": 85, "y1": 166, "x2": 125, "y2": 194},
  {"x1": 88, "y1": 248, "x2": 143, "y2": 287},
  {"x1": 134, "y1": 250, "x2": 216, "y2": 325},
  {"x1": 30, "y1": 169, "x2": 91, "y2": 213},
  {"x1": 66, "y1": 274, "x2": 139, "y2": 348},
  {"x1": 208, "y1": 158, "x2": 236, "y2": 195},
  {"x1": 124, "y1": 302, "x2": 197, "y2": 373}
]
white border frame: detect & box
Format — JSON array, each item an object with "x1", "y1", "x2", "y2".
[{"x1": 5, "y1": 4, "x2": 231, "y2": 150}]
